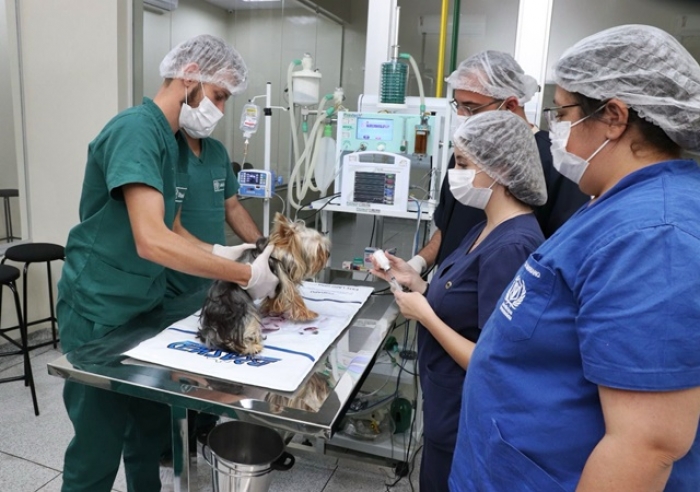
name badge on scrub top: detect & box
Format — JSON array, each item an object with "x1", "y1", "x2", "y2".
[
  {"x1": 175, "y1": 186, "x2": 187, "y2": 203},
  {"x1": 496, "y1": 254, "x2": 555, "y2": 341},
  {"x1": 213, "y1": 178, "x2": 226, "y2": 193}
]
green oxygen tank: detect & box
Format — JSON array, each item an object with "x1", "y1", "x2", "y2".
[{"x1": 380, "y1": 59, "x2": 408, "y2": 105}]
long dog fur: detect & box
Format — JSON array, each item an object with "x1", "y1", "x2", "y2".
[{"x1": 198, "y1": 213, "x2": 330, "y2": 355}]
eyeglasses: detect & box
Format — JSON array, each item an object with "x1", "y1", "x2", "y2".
[
  {"x1": 450, "y1": 99, "x2": 504, "y2": 116},
  {"x1": 542, "y1": 104, "x2": 581, "y2": 128}
]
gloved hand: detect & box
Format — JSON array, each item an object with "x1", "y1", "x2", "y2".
[
  {"x1": 243, "y1": 245, "x2": 279, "y2": 300},
  {"x1": 406, "y1": 255, "x2": 427, "y2": 274},
  {"x1": 212, "y1": 243, "x2": 256, "y2": 262}
]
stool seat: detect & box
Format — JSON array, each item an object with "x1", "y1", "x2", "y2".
[
  {"x1": 5, "y1": 243, "x2": 65, "y2": 263},
  {"x1": 0, "y1": 189, "x2": 19, "y2": 198},
  {"x1": 2, "y1": 242, "x2": 65, "y2": 352},
  {"x1": 0, "y1": 264, "x2": 20, "y2": 284}
]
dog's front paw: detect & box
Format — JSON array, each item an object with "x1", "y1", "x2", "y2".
[{"x1": 289, "y1": 305, "x2": 319, "y2": 321}]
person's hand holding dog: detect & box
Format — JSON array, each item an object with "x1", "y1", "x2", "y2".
[
  {"x1": 212, "y1": 243, "x2": 256, "y2": 261},
  {"x1": 244, "y1": 245, "x2": 279, "y2": 300}
]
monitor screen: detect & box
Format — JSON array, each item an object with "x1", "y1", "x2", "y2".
[
  {"x1": 239, "y1": 171, "x2": 263, "y2": 185},
  {"x1": 356, "y1": 118, "x2": 394, "y2": 141}
]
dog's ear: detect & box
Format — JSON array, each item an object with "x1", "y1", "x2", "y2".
[
  {"x1": 310, "y1": 241, "x2": 330, "y2": 274},
  {"x1": 271, "y1": 213, "x2": 294, "y2": 242}
]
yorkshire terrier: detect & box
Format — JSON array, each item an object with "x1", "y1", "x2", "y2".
[{"x1": 198, "y1": 213, "x2": 330, "y2": 355}]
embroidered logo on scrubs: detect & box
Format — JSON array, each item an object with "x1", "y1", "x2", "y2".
[
  {"x1": 175, "y1": 186, "x2": 187, "y2": 203},
  {"x1": 499, "y1": 275, "x2": 526, "y2": 320},
  {"x1": 213, "y1": 178, "x2": 226, "y2": 192}
]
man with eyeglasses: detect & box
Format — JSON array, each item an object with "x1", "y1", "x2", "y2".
[{"x1": 405, "y1": 51, "x2": 590, "y2": 275}]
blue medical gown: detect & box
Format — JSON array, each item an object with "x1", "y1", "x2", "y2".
[
  {"x1": 419, "y1": 213, "x2": 544, "y2": 452},
  {"x1": 450, "y1": 160, "x2": 700, "y2": 492}
]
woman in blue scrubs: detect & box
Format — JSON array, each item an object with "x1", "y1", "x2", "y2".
[
  {"x1": 373, "y1": 111, "x2": 546, "y2": 492},
  {"x1": 450, "y1": 25, "x2": 700, "y2": 492}
]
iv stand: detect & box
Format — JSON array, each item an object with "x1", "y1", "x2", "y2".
[
  {"x1": 263, "y1": 82, "x2": 272, "y2": 236},
  {"x1": 251, "y1": 82, "x2": 287, "y2": 236}
]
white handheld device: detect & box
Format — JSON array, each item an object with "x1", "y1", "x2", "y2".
[{"x1": 372, "y1": 250, "x2": 400, "y2": 291}]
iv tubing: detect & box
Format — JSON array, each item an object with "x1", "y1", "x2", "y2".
[
  {"x1": 295, "y1": 98, "x2": 329, "y2": 199},
  {"x1": 287, "y1": 60, "x2": 302, "y2": 165},
  {"x1": 288, "y1": 104, "x2": 335, "y2": 209},
  {"x1": 401, "y1": 53, "x2": 426, "y2": 114}
]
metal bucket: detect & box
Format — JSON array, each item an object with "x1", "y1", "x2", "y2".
[{"x1": 203, "y1": 421, "x2": 295, "y2": 492}]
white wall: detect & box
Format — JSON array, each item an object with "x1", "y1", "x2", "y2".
[
  {"x1": 395, "y1": 0, "x2": 520, "y2": 98},
  {"x1": 0, "y1": 0, "x2": 19, "y2": 240},
  {"x1": 342, "y1": 0, "x2": 368, "y2": 108},
  {"x1": 7, "y1": 0, "x2": 131, "y2": 326},
  {"x1": 143, "y1": 0, "x2": 229, "y2": 99},
  {"x1": 547, "y1": 0, "x2": 700, "y2": 81}
]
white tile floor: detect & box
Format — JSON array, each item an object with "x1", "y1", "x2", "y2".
[{"x1": 0, "y1": 331, "x2": 421, "y2": 492}]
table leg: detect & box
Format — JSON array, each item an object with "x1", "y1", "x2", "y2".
[{"x1": 171, "y1": 405, "x2": 190, "y2": 492}]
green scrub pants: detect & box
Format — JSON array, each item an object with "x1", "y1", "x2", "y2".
[{"x1": 58, "y1": 300, "x2": 170, "y2": 492}]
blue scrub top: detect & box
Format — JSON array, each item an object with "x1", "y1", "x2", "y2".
[
  {"x1": 450, "y1": 160, "x2": 700, "y2": 492},
  {"x1": 419, "y1": 213, "x2": 543, "y2": 451}
]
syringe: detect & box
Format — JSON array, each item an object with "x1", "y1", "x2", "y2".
[{"x1": 372, "y1": 250, "x2": 401, "y2": 292}]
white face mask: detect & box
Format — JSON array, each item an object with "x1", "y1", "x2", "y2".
[
  {"x1": 549, "y1": 114, "x2": 610, "y2": 185},
  {"x1": 448, "y1": 168, "x2": 495, "y2": 210},
  {"x1": 179, "y1": 85, "x2": 224, "y2": 139}
]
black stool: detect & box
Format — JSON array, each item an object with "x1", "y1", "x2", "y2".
[
  {"x1": 0, "y1": 189, "x2": 20, "y2": 242},
  {"x1": 2, "y1": 243, "x2": 65, "y2": 350},
  {"x1": 0, "y1": 264, "x2": 39, "y2": 415}
]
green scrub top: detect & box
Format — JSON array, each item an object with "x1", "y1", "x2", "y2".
[
  {"x1": 165, "y1": 132, "x2": 239, "y2": 298},
  {"x1": 58, "y1": 98, "x2": 184, "y2": 328}
]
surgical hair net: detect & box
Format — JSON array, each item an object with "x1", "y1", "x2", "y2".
[
  {"x1": 554, "y1": 24, "x2": 700, "y2": 153},
  {"x1": 445, "y1": 51, "x2": 539, "y2": 105},
  {"x1": 159, "y1": 34, "x2": 248, "y2": 95},
  {"x1": 453, "y1": 111, "x2": 547, "y2": 206}
]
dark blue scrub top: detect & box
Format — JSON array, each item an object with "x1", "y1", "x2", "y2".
[{"x1": 418, "y1": 213, "x2": 544, "y2": 451}]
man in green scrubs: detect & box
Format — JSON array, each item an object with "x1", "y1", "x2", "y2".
[
  {"x1": 57, "y1": 35, "x2": 278, "y2": 492},
  {"x1": 166, "y1": 131, "x2": 261, "y2": 298}
]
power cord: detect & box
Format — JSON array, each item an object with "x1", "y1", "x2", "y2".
[{"x1": 293, "y1": 193, "x2": 340, "y2": 221}]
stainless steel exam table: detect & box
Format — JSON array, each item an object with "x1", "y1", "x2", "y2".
[{"x1": 48, "y1": 281, "x2": 398, "y2": 492}]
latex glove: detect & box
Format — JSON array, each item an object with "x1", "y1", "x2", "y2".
[
  {"x1": 406, "y1": 255, "x2": 427, "y2": 274},
  {"x1": 370, "y1": 251, "x2": 423, "y2": 292},
  {"x1": 394, "y1": 289, "x2": 432, "y2": 323},
  {"x1": 212, "y1": 243, "x2": 256, "y2": 262},
  {"x1": 243, "y1": 245, "x2": 279, "y2": 300}
]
